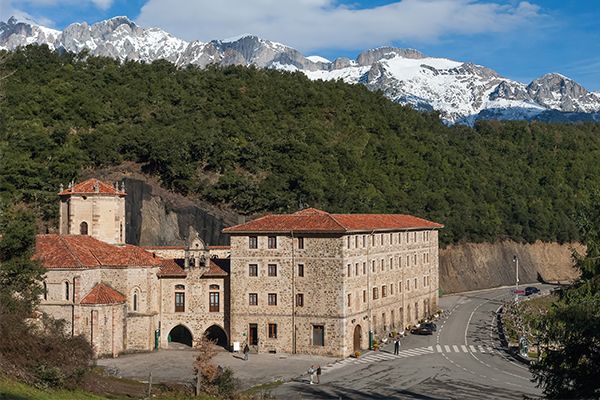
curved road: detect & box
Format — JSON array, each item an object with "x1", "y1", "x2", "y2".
[{"x1": 273, "y1": 285, "x2": 549, "y2": 399}]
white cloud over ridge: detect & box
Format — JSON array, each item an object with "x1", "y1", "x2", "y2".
[
  {"x1": 0, "y1": 0, "x2": 115, "y2": 25},
  {"x1": 136, "y1": 0, "x2": 542, "y2": 51}
]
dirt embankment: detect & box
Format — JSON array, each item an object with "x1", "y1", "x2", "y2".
[{"x1": 439, "y1": 241, "x2": 584, "y2": 294}]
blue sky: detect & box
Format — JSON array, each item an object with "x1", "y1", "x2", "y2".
[{"x1": 5, "y1": 0, "x2": 600, "y2": 90}]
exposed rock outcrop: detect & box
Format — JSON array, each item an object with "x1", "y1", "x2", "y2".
[{"x1": 439, "y1": 241, "x2": 583, "y2": 294}]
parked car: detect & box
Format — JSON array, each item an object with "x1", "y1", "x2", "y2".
[
  {"x1": 524, "y1": 286, "x2": 540, "y2": 296},
  {"x1": 411, "y1": 323, "x2": 436, "y2": 335}
]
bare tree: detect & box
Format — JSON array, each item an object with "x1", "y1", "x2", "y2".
[{"x1": 193, "y1": 333, "x2": 218, "y2": 396}]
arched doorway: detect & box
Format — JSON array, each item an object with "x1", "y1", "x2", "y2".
[
  {"x1": 353, "y1": 325, "x2": 362, "y2": 352},
  {"x1": 168, "y1": 325, "x2": 193, "y2": 347},
  {"x1": 205, "y1": 325, "x2": 228, "y2": 348}
]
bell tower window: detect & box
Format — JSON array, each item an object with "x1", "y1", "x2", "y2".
[{"x1": 80, "y1": 221, "x2": 88, "y2": 235}]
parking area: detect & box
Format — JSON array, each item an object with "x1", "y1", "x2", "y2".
[{"x1": 97, "y1": 348, "x2": 337, "y2": 389}]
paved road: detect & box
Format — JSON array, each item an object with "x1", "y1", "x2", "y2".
[{"x1": 273, "y1": 285, "x2": 550, "y2": 399}]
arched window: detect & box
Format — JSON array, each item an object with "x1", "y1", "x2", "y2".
[
  {"x1": 80, "y1": 221, "x2": 88, "y2": 235},
  {"x1": 43, "y1": 281, "x2": 47, "y2": 301},
  {"x1": 133, "y1": 291, "x2": 138, "y2": 312},
  {"x1": 64, "y1": 281, "x2": 70, "y2": 301},
  {"x1": 175, "y1": 284, "x2": 185, "y2": 290},
  {"x1": 209, "y1": 284, "x2": 220, "y2": 290}
]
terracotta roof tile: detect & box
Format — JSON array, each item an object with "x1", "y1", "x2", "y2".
[
  {"x1": 157, "y1": 259, "x2": 187, "y2": 278},
  {"x1": 80, "y1": 283, "x2": 126, "y2": 305},
  {"x1": 59, "y1": 178, "x2": 125, "y2": 196},
  {"x1": 223, "y1": 208, "x2": 443, "y2": 234},
  {"x1": 204, "y1": 258, "x2": 229, "y2": 277},
  {"x1": 35, "y1": 235, "x2": 163, "y2": 269}
]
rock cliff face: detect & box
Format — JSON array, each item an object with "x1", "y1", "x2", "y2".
[
  {"x1": 123, "y1": 178, "x2": 236, "y2": 246},
  {"x1": 439, "y1": 241, "x2": 583, "y2": 294}
]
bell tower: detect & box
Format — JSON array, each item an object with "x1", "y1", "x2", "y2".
[{"x1": 59, "y1": 178, "x2": 127, "y2": 244}]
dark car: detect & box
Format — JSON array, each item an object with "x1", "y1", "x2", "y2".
[
  {"x1": 411, "y1": 322, "x2": 436, "y2": 335},
  {"x1": 524, "y1": 286, "x2": 540, "y2": 296}
]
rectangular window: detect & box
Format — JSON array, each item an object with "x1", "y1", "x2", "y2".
[
  {"x1": 363, "y1": 235, "x2": 366, "y2": 247},
  {"x1": 268, "y1": 264, "x2": 277, "y2": 277},
  {"x1": 363, "y1": 290, "x2": 366, "y2": 303},
  {"x1": 399, "y1": 232, "x2": 402, "y2": 244},
  {"x1": 383, "y1": 312, "x2": 387, "y2": 331},
  {"x1": 268, "y1": 323, "x2": 278, "y2": 339},
  {"x1": 249, "y1": 323, "x2": 258, "y2": 346},
  {"x1": 296, "y1": 293, "x2": 304, "y2": 307},
  {"x1": 382, "y1": 285, "x2": 387, "y2": 298},
  {"x1": 424, "y1": 276, "x2": 427, "y2": 287},
  {"x1": 298, "y1": 237, "x2": 304, "y2": 249},
  {"x1": 380, "y1": 234, "x2": 384, "y2": 245},
  {"x1": 268, "y1": 293, "x2": 277, "y2": 306},
  {"x1": 390, "y1": 283, "x2": 394, "y2": 295},
  {"x1": 381, "y1": 259, "x2": 384, "y2": 272},
  {"x1": 175, "y1": 292, "x2": 185, "y2": 312},
  {"x1": 347, "y1": 264, "x2": 351, "y2": 277},
  {"x1": 407, "y1": 255, "x2": 410, "y2": 267},
  {"x1": 347, "y1": 293, "x2": 352, "y2": 307},
  {"x1": 355, "y1": 263, "x2": 359, "y2": 276},
  {"x1": 390, "y1": 257, "x2": 393, "y2": 270},
  {"x1": 312, "y1": 325, "x2": 325, "y2": 346},
  {"x1": 209, "y1": 292, "x2": 219, "y2": 312},
  {"x1": 407, "y1": 279, "x2": 410, "y2": 291},
  {"x1": 372, "y1": 235, "x2": 375, "y2": 246},
  {"x1": 372, "y1": 260, "x2": 375, "y2": 273},
  {"x1": 414, "y1": 278, "x2": 418, "y2": 289},
  {"x1": 373, "y1": 315, "x2": 378, "y2": 333},
  {"x1": 249, "y1": 236, "x2": 258, "y2": 249},
  {"x1": 399, "y1": 281, "x2": 402, "y2": 293},
  {"x1": 268, "y1": 236, "x2": 277, "y2": 249},
  {"x1": 298, "y1": 264, "x2": 304, "y2": 277},
  {"x1": 249, "y1": 264, "x2": 258, "y2": 277},
  {"x1": 355, "y1": 235, "x2": 359, "y2": 248},
  {"x1": 249, "y1": 293, "x2": 258, "y2": 306},
  {"x1": 347, "y1": 236, "x2": 351, "y2": 248},
  {"x1": 373, "y1": 287, "x2": 378, "y2": 300},
  {"x1": 390, "y1": 233, "x2": 393, "y2": 244},
  {"x1": 363, "y1": 262, "x2": 366, "y2": 275}
]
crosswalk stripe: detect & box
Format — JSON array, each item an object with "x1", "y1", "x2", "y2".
[
  {"x1": 461, "y1": 345, "x2": 468, "y2": 353},
  {"x1": 444, "y1": 345, "x2": 451, "y2": 352},
  {"x1": 436, "y1": 345, "x2": 442, "y2": 353},
  {"x1": 478, "y1": 345, "x2": 486, "y2": 353},
  {"x1": 469, "y1": 345, "x2": 477, "y2": 353},
  {"x1": 452, "y1": 345, "x2": 459, "y2": 352}
]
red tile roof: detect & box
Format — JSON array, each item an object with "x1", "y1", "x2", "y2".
[
  {"x1": 208, "y1": 245, "x2": 231, "y2": 250},
  {"x1": 204, "y1": 259, "x2": 229, "y2": 277},
  {"x1": 80, "y1": 283, "x2": 126, "y2": 305},
  {"x1": 35, "y1": 235, "x2": 163, "y2": 269},
  {"x1": 157, "y1": 259, "x2": 187, "y2": 278},
  {"x1": 59, "y1": 178, "x2": 125, "y2": 196},
  {"x1": 223, "y1": 208, "x2": 443, "y2": 234}
]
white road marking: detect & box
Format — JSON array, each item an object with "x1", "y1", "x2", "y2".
[
  {"x1": 478, "y1": 345, "x2": 486, "y2": 353},
  {"x1": 461, "y1": 345, "x2": 468, "y2": 353},
  {"x1": 444, "y1": 345, "x2": 451, "y2": 352},
  {"x1": 469, "y1": 345, "x2": 477, "y2": 353},
  {"x1": 436, "y1": 344, "x2": 442, "y2": 353},
  {"x1": 452, "y1": 345, "x2": 459, "y2": 352}
]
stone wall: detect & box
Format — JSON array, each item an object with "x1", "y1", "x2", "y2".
[
  {"x1": 158, "y1": 268, "x2": 228, "y2": 349},
  {"x1": 229, "y1": 229, "x2": 440, "y2": 358},
  {"x1": 60, "y1": 194, "x2": 125, "y2": 244}
]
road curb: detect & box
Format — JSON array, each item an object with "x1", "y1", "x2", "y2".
[{"x1": 496, "y1": 304, "x2": 531, "y2": 366}]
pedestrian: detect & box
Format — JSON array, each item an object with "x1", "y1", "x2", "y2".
[
  {"x1": 394, "y1": 335, "x2": 400, "y2": 355},
  {"x1": 243, "y1": 343, "x2": 249, "y2": 361},
  {"x1": 316, "y1": 364, "x2": 321, "y2": 384},
  {"x1": 307, "y1": 365, "x2": 315, "y2": 384}
]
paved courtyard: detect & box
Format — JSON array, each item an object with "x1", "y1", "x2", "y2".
[{"x1": 97, "y1": 348, "x2": 337, "y2": 389}]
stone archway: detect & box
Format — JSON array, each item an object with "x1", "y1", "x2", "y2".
[
  {"x1": 353, "y1": 325, "x2": 362, "y2": 352},
  {"x1": 205, "y1": 324, "x2": 228, "y2": 348},
  {"x1": 168, "y1": 324, "x2": 193, "y2": 347}
]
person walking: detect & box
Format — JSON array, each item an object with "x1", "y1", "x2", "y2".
[
  {"x1": 307, "y1": 365, "x2": 315, "y2": 384},
  {"x1": 394, "y1": 335, "x2": 400, "y2": 355},
  {"x1": 243, "y1": 343, "x2": 249, "y2": 361},
  {"x1": 316, "y1": 364, "x2": 321, "y2": 384}
]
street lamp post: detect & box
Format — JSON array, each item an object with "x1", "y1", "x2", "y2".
[{"x1": 513, "y1": 255, "x2": 519, "y2": 300}]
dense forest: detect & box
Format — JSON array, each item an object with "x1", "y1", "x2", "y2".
[{"x1": 2, "y1": 45, "x2": 600, "y2": 244}]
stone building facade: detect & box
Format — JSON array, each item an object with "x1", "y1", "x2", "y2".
[
  {"x1": 36, "y1": 179, "x2": 230, "y2": 357},
  {"x1": 35, "y1": 179, "x2": 442, "y2": 359},
  {"x1": 224, "y1": 208, "x2": 442, "y2": 358}
]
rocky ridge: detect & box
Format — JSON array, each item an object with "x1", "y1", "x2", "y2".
[{"x1": 2, "y1": 16, "x2": 599, "y2": 124}]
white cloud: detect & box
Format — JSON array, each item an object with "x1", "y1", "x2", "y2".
[
  {"x1": 136, "y1": 0, "x2": 542, "y2": 51},
  {"x1": 0, "y1": 0, "x2": 115, "y2": 25}
]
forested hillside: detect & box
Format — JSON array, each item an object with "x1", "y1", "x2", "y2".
[{"x1": 2, "y1": 45, "x2": 600, "y2": 244}]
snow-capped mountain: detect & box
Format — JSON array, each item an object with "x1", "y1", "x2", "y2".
[{"x1": 2, "y1": 16, "x2": 600, "y2": 124}]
